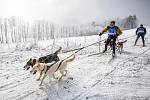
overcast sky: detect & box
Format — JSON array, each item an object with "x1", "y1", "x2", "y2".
[{"x1": 0, "y1": 0, "x2": 150, "y2": 25}]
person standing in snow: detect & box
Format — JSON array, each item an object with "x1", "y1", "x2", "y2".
[
  {"x1": 134, "y1": 24, "x2": 147, "y2": 47},
  {"x1": 99, "y1": 21, "x2": 122, "y2": 56}
]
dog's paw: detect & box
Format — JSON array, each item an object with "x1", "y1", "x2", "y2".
[
  {"x1": 68, "y1": 77, "x2": 73, "y2": 80},
  {"x1": 58, "y1": 77, "x2": 62, "y2": 81},
  {"x1": 39, "y1": 83, "x2": 42, "y2": 86},
  {"x1": 53, "y1": 75, "x2": 59, "y2": 79},
  {"x1": 54, "y1": 77, "x2": 59, "y2": 80},
  {"x1": 36, "y1": 79, "x2": 40, "y2": 81}
]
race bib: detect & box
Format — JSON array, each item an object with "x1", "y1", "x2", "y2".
[
  {"x1": 108, "y1": 32, "x2": 116, "y2": 36},
  {"x1": 138, "y1": 30, "x2": 145, "y2": 33}
]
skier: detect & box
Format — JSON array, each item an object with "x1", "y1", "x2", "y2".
[
  {"x1": 134, "y1": 24, "x2": 146, "y2": 47},
  {"x1": 99, "y1": 21, "x2": 122, "y2": 56}
]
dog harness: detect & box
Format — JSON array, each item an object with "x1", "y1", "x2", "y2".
[
  {"x1": 55, "y1": 60, "x2": 64, "y2": 72},
  {"x1": 40, "y1": 60, "x2": 64, "y2": 74},
  {"x1": 44, "y1": 63, "x2": 56, "y2": 74},
  {"x1": 41, "y1": 65, "x2": 46, "y2": 74},
  {"x1": 40, "y1": 63, "x2": 56, "y2": 74},
  {"x1": 47, "y1": 54, "x2": 55, "y2": 62}
]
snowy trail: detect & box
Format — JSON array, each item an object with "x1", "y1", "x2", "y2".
[
  {"x1": 0, "y1": 29, "x2": 150, "y2": 100},
  {"x1": 74, "y1": 47, "x2": 150, "y2": 100}
]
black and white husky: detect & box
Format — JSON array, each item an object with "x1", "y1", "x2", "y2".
[{"x1": 24, "y1": 47, "x2": 62, "y2": 70}]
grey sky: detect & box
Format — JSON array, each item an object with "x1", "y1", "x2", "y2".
[{"x1": 0, "y1": 0, "x2": 150, "y2": 25}]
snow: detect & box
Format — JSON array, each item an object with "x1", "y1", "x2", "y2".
[{"x1": 0, "y1": 28, "x2": 150, "y2": 100}]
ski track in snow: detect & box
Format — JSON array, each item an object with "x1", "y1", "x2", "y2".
[{"x1": 0, "y1": 29, "x2": 150, "y2": 100}]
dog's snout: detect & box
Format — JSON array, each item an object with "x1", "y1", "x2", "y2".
[
  {"x1": 24, "y1": 65, "x2": 27, "y2": 68},
  {"x1": 26, "y1": 67, "x2": 30, "y2": 70},
  {"x1": 30, "y1": 70, "x2": 32, "y2": 73},
  {"x1": 33, "y1": 70, "x2": 37, "y2": 75}
]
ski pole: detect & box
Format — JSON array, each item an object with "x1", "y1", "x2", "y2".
[{"x1": 99, "y1": 35, "x2": 101, "y2": 53}]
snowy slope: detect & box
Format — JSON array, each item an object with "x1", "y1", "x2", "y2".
[{"x1": 0, "y1": 28, "x2": 150, "y2": 100}]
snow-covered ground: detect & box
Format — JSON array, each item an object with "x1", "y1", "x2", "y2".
[{"x1": 0, "y1": 28, "x2": 150, "y2": 100}]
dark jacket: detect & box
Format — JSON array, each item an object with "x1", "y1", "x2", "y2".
[{"x1": 136, "y1": 26, "x2": 146, "y2": 35}]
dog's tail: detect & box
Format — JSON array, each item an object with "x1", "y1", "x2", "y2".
[
  {"x1": 54, "y1": 47, "x2": 62, "y2": 54},
  {"x1": 65, "y1": 54, "x2": 75, "y2": 63},
  {"x1": 123, "y1": 40, "x2": 127, "y2": 43},
  {"x1": 118, "y1": 40, "x2": 127, "y2": 44}
]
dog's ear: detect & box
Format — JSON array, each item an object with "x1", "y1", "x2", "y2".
[
  {"x1": 39, "y1": 58, "x2": 41, "y2": 61},
  {"x1": 29, "y1": 58, "x2": 32, "y2": 61},
  {"x1": 33, "y1": 59, "x2": 36, "y2": 64}
]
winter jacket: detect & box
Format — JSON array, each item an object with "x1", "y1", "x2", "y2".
[
  {"x1": 136, "y1": 26, "x2": 146, "y2": 35},
  {"x1": 101, "y1": 26, "x2": 122, "y2": 36}
]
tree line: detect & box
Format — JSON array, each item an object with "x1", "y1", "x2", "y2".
[
  {"x1": 0, "y1": 17, "x2": 98, "y2": 44},
  {"x1": 0, "y1": 15, "x2": 138, "y2": 44},
  {"x1": 104, "y1": 15, "x2": 138, "y2": 30}
]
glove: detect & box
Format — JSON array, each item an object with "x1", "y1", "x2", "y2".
[
  {"x1": 116, "y1": 34, "x2": 119, "y2": 37},
  {"x1": 99, "y1": 33, "x2": 103, "y2": 36}
]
